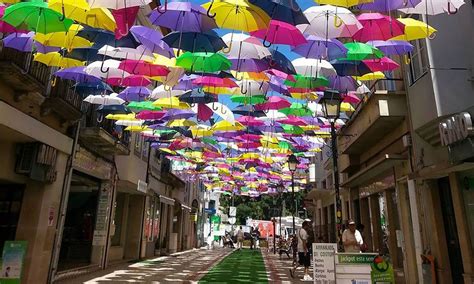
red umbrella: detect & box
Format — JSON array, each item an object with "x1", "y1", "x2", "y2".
[
  {"x1": 277, "y1": 115, "x2": 307, "y2": 126},
  {"x1": 237, "y1": 116, "x2": 265, "y2": 126},
  {"x1": 256, "y1": 96, "x2": 291, "y2": 110},
  {"x1": 353, "y1": 13, "x2": 405, "y2": 42},
  {"x1": 119, "y1": 60, "x2": 170, "y2": 76},
  {"x1": 136, "y1": 110, "x2": 166, "y2": 120},
  {"x1": 363, "y1": 57, "x2": 399, "y2": 72},
  {"x1": 197, "y1": 103, "x2": 213, "y2": 121},
  {"x1": 107, "y1": 75, "x2": 151, "y2": 86},
  {"x1": 250, "y1": 20, "x2": 307, "y2": 47},
  {"x1": 192, "y1": 76, "x2": 238, "y2": 88}
]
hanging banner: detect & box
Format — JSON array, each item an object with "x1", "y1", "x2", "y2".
[{"x1": 0, "y1": 241, "x2": 28, "y2": 284}]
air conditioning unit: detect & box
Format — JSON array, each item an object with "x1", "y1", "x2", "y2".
[{"x1": 15, "y1": 143, "x2": 57, "y2": 183}]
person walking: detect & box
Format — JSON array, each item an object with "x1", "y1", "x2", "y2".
[
  {"x1": 342, "y1": 220, "x2": 364, "y2": 252},
  {"x1": 236, "y1": 226, "x2": 244, "y2": 250},
  {"x1": 290, "y1": 221, "x2": 313, "y2": 281}
]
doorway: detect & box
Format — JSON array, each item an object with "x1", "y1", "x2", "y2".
[
  {"x1": 0, "y1": 184, "x2": 24, "y2": 251},
  {"x1": 438, "y1": 177, "x2": 464, "y2": 283}
]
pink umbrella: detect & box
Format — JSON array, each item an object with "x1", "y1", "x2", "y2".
[
  {"x1": 250, "y1": 20, "x2": 307, "y2": 47},
  {"x1": 197, "y1": 103, "x2": 213, "y2": 121},
  {"x1": 235, "y1": 133, "x2": 262, "y2": 141},
  {"x1": 112, "y1": 6, "x2": 139, "y2": 39},
  {"x1": 363, "y1": 57, "x2": 399, "y2": 72},
  {"x1": 255, "y1": 96, "x2": 291, "y2": 110},
  {"x1": 136, "y1": 110, "x2": 166, "y2": 120},
  {"x1": 204, "y1": 150, "x2": 222, "y2": 159},
  {"x1": 107, "y1": 75, "x2": 151, "y2": 86},
  {"x1": 0, "y1": 6, "x2": 27, "y2": 33},
  {"x1": 277, "y1": 115, "x2": 307, "y2": 126},
  {"x1": 237, "y1": 141, "x2": 262, "y2": 149},
  {"x1": 343, "y1": 92, "x2": 361, "y2": 104},
  {"x1": 119, "y1": 60, "x2": 170, "y2": 76},
  {"x1": 353, "y1": 13, "x2": 405, "y2": 42},
  {"x1": 237, "y1": 116, "x2": 265, "y2": 126},
  {"x1": 192, "y1": 76, "x2": 238, "y2": 88},
  {"x1": 266, "y1": 68, "x2": 295, "y2": 82}
]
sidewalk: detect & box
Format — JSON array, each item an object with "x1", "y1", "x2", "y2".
[
  {"x1": 55, "y1": 247, "x2": 232, "y2": 284},
  {"x1": 262, "y1": 250, "x2": 313, "y2": 283}
]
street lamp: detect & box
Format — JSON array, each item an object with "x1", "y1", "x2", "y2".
[
  {"x1": 319, "y1": 90, "x2": 343, "y2": 249},
  {"x1": 287, "y1": 154, "x2": 298, "y2": 236}
]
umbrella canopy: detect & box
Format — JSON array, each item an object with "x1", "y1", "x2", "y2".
[
  {"x1": 179, "y1": 90, "x2": 218, "y2": 104},
  {"x1": 2, "y1": 31, "x2": 34, "y2": 52},
  {"x1": 352, "y1": 13, "x2": 405, "y2": 42},
  {"x1": 34, "y1": 52, "x2": 85, "y2": 68},
  {"x1": 55, "y1": 66, "x2": 103, "y2": 83},
  {"x1": 48, "y1": 0, "x2": 90, "y2": 23},
  {"x1": 176, "y1": 52, "x2": 232, "y2": 73},
  {"x1": 149, "y1": 2, "x2": 217, "y2": 32},
  {"x1": 119, "y1": 60, "x2": 170, "y2": 76},
  {"x1": 89, "y1": 0, "x2": 152, "y2": 10},
  {"x1": 390, "y1": 18, "x2": 437, "y2": 40},
  {"x1": 366, "y1": 40, "x2": 413, "y2": 55},
  {"x1": 359, "y1": 0, "x2": 421, "y2": 11},
  {"x1": 129, "y1": 25, "x2": 174, "y2": 57},
  {"x1": 66, "y1": 47, "x2": 108, "y2": 62},
  {"x1": 118, "y1": 86, "x2": 150, "y2": 101},
  {"x1": 292, "y1": 35, "x2": 347, "y2": 60},
  {"x1": 344, "y1": 42, "x2": 384, "y2": 60},
  {"x1": 331, "y1": 60, "x2": 372, "y2": 76},
  {"x1": 248, "y1": 0, "x2": 308, "y2": 25},
  {"x1": 292, "y1": 58, "x2": 336, "y2": 78},
  {"x1": 398, "y1": 0, "x2": 464, "y2": 14},
  {"x1": 363, "y1": 57, "x2": 399, "y2": 72},
  {"x1": 256, "y1": 96, "x2": 291, "y2": 110},
  {"x1": 162, "y1": 30, "x2": 227, "y2": 53},
  {"x1": 35, "y1": 24, "x2": 92, "y2": 49},
  {"x1": 264, "y1": 49, "x2": 296, "y2": 75},
  {"x1": 250, "y1": 20, "x2": 307, "y2": 47},
  {"x1": 74, "y1": 81, "x2": 113, "y2": 95},
  {"x1": 84, "y1": 93, "x2": 125, "y2": 105},
  {"x1": 315, "y1": 0, "x2": 373, "y2": 7},
  {"x1": 107, "y1": 75, "x2": 151, "y2": 87}
]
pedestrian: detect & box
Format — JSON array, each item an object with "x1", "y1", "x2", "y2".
[
  {"x1": 342, "y1": 219, "x2": 364, "y2": 252},
  {"x1": 290, "y1": 221, "x2": 313, "y2": 281},
  {"x1": 236, "y1": 226, "x2": 244, "y2": 250},
  {"x1": 250, "y1": 227, "x2": 255, "y2": 249},
  {"x1": 253, "y1": 227, "x2": 261, "y2": 249},
  {"x1": 207, "y1": 233, "x2": 214, "y2": 250}
]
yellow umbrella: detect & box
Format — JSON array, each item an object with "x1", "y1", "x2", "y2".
[
  {"x1": 48, "y1": 0, "x2": 90, "y2": 23},
  {"x1": 314, "y1": 0, "x2": 372, "y2": 7},
  {"x1": 291, "y1": 92, "x2": 318, "y2": 100},
  {"x1": 167, "y1": 119, "x2": 197, "y2": 127},
  {"x1": 160, "y1": 148, "x2": 177, "y2": 155},
  {"x1": 34, "y1": 52, "x2": 84, "y2": 68},
  {"x1": 152, "y1": 96, "x2": 190, "y2": 109},
  {"x1": 341, "y1": 102, "x2": 355, "y2": 112},
  {"x1": 190, "y1": 125, "x2": 214, "y2": 138},
  {"x1": 35, "y1": 24, "x2": 92, "y2": 50},
  {"x1": 391, "y1": 18, "x2": 437, "y2": 41},
  {"x1": 354, "y1": 71, "x2": 385, "y2": 81},
  {"x1": 106, "y1": 113, "x2": 137, "y2": 120},
  {"x1": 203, "y1": 86, "x2": 235, "y2": 94},
  {"x1": 202, "y1": 0, "x2": 270, "y2": 32},
  {"x1": 125, "y1": 126, "x2": 153, "y2": 132},
  {"x1": 231, "y1": 71, "x2": 269, "y2": 81},
  {"x1": 211, "y1": 121, "x2": 244, "y2": 131},
  {"x1": 82, "y1": 8, "x2": 116, "y2": 31},
  {"x1": 2, "y1": 0, "x2": 20, "y2": 3}
]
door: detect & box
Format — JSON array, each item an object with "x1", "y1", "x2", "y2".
[
  {"x1": 438, "y1": 177, "x2": 464, "y2": 283},
  {"x1": 0, "y1": 184, "x2": 24, "y2": 251}
]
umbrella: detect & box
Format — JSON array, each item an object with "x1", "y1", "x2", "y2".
[
  {"x1": 2, "y1": 32, "x2": 34, "y2": 52},
  {"x1": 0, "y1": 6, "x2": 27, "y2": 33},
  {"x1": 231, "y1": 94, "x2": 267, "y2": 104},
  {"x1": 55, "y1": 66, "x2": 103, "y2": 83},
  {"x1": 344, "y1": 42, "x2": 384, "y2": 60},
  {"x1": 179, "y1": 90, "x2": 218, "y2": 104},
  {"x1": 176, "y1": 52, "x2": 231, "y2": 73},
  {"x1": 119, "y1": 60, "x2": 170, "y2": 76},
  {"x1": 106, "y1": 75, "x2": 151, "y2": 87},
  {"x1": 284, "y1": 74, "x2": 329, "y2": 88},
  {"x1": 264, "y1": 49, "x2": 296, "y2": 75},
  {"x1": 151, "y1": 85, "x2": 187, "y2": 99},
  {"x1": 233, "y1": 104, "x2": 266, "y2": 116},
  {"x1": 79, "y1": 27, "x2": 139, "y2": 48},
  {"x1": 299, "y1": 5, "x2": 362, "y2": 38},
  {"x1": 34, "y1": 52, "x2": 85, "y2": 68},
  {"x1": 280, "y1": 103, "x2": 313, "y2": 117},
  {"x1": 118, "y1": 87, "x2": 151, "y2": 101},
  {"x1": 292, "y1": 35, "x2": 347, "y2": 60},
  {"x1": 331, "y1": 60, "x2": 372, "y2": 76},
  {"x1": 278, "y1": 115, "x2": 307, "y2": 126},
  {"x1": 366, "y1": 40, "x2": 413, "y2": 55},
  {"x1": 230, "y1": 58, "x2": 269, "y2": 72},
  {"x1": 352, "y1": 13, "x2": 405, "y2": 42},
  {"x1": 111, "y1": 6, "x2": 139, "y2": 38},
  {"x1": 256, "y1": 96, "x2": 291, "y2": 110},
  {"x1": 292, "y1": 58, "x2": 336, "y2": 77},
  {"x1": 152, "y1": 96, "x2": 190, "y2": 109},
  {"x1": 96, "y1": 104, "x2": 132, "y2": 114},
  {"x1": 89, "y1": 0, "x2": 151, "y2": 10},
  {"x1": 248, "y1": 0, "x2": 308, "y2": 26},
  {"x1": 359, "y1": 0, "x2": 421, "y2": 11},
  {"x1": 86, "y1": 59, "x2": 130, "y2": 78},
  {"x1": 97, "y1": 45, "x2": 154, "y2": 61},
  {"x1": 208, "y1": 102, "x2": 235, "y2": 123},
  {"x1": 129, "y1": 101, "x2": 162, "y2": 111},
  {"x1": 161, "y1": 109, "x2": 196, "y2": 120},
  {"x1": 2, "y1": 1, "x2": 74, "y2": 34},
  {"x1": 221, "y1": 33, "x2": 271, "y2": 59},
  {"x1": 129, "y1": 25, "x2": 174, "y2": 57},
  {"x1": 194, "y1": 104, "x2": 214, "y2": 121},
  {"x1": 66, "y1": 47, "x2": 108, "y2": 62},
  {"x1": 202, "y1": 0, "x2": 270, "y2": 32},
  {"x1": 193, "y1": 77, "x2": 238, "y2": 88},
  {"x1": 354, "y1": 71, "x2": 386, "y2": 81},
  {"x1": 363, "y1": 57, "x2": 399, "y2": 72},
  {"x1": 35, "y1": 24, "x2": 92, "y2": 49},
  {"x1": 149, "y1": 2, "x2": 217, "y2": 32},
  {"x1": 390, "y1": 18, "x2": 437, "y2": 40},
  {"x1": 82, "y1": 8, "x2": 116, "y2": 31},
  {"x1": 328, "y1": 75, "x2": 358, "y2": 92},
  {"x1": 250, "y1": 20, "x2": 307, "y2": 47},
  {"x1": 315, "y1": 0, "x2": 372, "y2": 7},
  {"x1": 162, "y1": 30, "x2": 227, "y2": 53},
  {"x1": 84, "y1": 93, "x2": 125, "y2": 105},
  {"x1": 48, "y1": 0, "x2": 90, "y2": 23},
  {"x1": 237, "y1": 116, "x2": 265, "y2": 126},
  {"x1": 136, "y1": 110, "x2": 166, "y2": 120},
  {"x1": 74, "y1": 81, "x2": 113, "y2": 95},
  {"x1": 398, "y1": 0, "x2": 464, "y2": 14}
]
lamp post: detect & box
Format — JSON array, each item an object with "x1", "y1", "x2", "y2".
[
  {"x1": 288, "y1": 154, "x2": 298, "y2": 236},
  {"x1": 276, "y1": 183, "x2": 284, "y2": 254},
  {"x1": 320, "y1": 90, "x2": 343, "y2": 249}
]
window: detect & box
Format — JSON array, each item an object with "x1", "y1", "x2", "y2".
[
  {"x1": 408, "y1": 39, "x2": 429, "y2": 85},
  {"x1": 134, "y1": 133, "x2": 142, "y2": 157}
]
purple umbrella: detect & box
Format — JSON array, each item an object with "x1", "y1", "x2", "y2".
[
  {"x1": 54, "y1": 67, "x2": 103, "y2": 83},
  {"x1": 149, "y1": 2, "x2": 217, "y2": 32},
  {"x1": 292, "y1": 35, "x2": 347, "y2": 61},
  {"x1": 118, "y1": 87, "x2": 151, "y2": 102},
  {"x1": 129, "y1": 25, "x2": 174, "y2": 58},
  {"x1": 359, "y1": 0, "x2": 421, "y2": 11},
  {"x1": 230, "y1": 58, "x2": 269, "y2": 73},
  {"x1": 367, "y1": 40, "x2": 414, "y2": 56},
  {"x1": 328, "y1": 75, "x2": 358, "y2": 93},
  {"x1": 3, "y1": 32, "x2": 34, "y2": 52},
  {"x1": 161, "y1": 109, "x2": 196, "y2": 121},
  {"x1": 35, "y1": 42, "x2": 61, "y2": 54},
  {"x1": 268, "y1": 75, "x2": 290, "y2": 96},
  {"x1": 213, "y1": 130, "x2": 247, "y2": 138},
  {"x1": 173, "y1": 74, "x2": 198, "y2": 90}
]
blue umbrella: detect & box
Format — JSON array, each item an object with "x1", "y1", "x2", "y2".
[
  {"x1": 96, "y1": 104, "x2": 132, "y2": 114},
  {"x1": 248, "y1": 0, "x2": 308, "y2": 26},
  {"x1": 331, "y1": 60, "x2": 372, "y2": 76},
  {"x1": 66, "y1": 47, "x2": 109, "y2": 62},
  {"x1": 233, "y1": 105, "x2": 266, "y2": 117},
  {"x1": 118, "y1": 87, "x2": 151, "y2": 102},
  {"x1": 78, "y1": 27, "x2": 139, "y2": 48},
  {"x1": 179, "y1": 90, "x2": 218, "y2": 104},
  {"x1": 162, "y1": 30, "x2": 227, "y2": 53},
  {"x1": 73, "y1": 81, "x2": 113, "y2": 95},
  {"x1": 264, "y1": 49, "x2": 296, "y2": 75}
]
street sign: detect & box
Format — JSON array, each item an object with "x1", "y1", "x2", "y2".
[
  {"x1": 229, "y1": 217, "x2": 236, "y2": 225},
  {"x1": 229, "y1": 206, "x2": 237, "y2": 217},
  {"x1": 204, "y1": 208, "x2": 216, "y2": 215},
  {"x1": 313, "y1": 243, "x2": 337, "y2": 283}
]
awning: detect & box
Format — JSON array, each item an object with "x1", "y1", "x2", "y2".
[
  {"x1": 159, "y1": 195, "x2": 175, "y2": 205},
  {"x1": 342, "y1": 154, "x2": 405, "y2": 188}
]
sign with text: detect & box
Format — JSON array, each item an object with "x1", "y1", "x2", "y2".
[
  {"x1": 371, "y1": 255, "x2": 395, "y2": 284},
  {"x1": 1, "y1": 241, "x2": 27, "y2": 284},
  {"x1": 336, "y1": 253, "x2": 377, "y2": 264},
  {"x1": 313, "y1": 243, "x2": 337, "y2": 283},
  {"x1": 229, "y1": 206, "x2": 237, "y2": 217}
]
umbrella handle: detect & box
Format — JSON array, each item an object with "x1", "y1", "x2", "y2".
[
  {"x1": 206, "y1": 1, "x2": 216, "y2": 18},
  {"x1": 164, "y1": 84, "x2": 171, "y2": 91},
  {"x1": 211, "y1": 102, "x2": 219, "y2": 111},
  {"x1": 100, "y1": 60, "x2": 110, "y2": 73},
  {"x1": 51, "y1": 77, "x2": 57, "y2": 87},
  {"x1": 117, "y1": 24, "x2": 130, "y2": 37},
  {"x1": 190, "y1": 103, "x2": 196, "y2": 107},
  {"x1": 157, "y1": 0, "x2": 168, "y2": 13},
  {"x1": 334, "y1": 15, "x2": 343, "y2": 28},
  {"x1": 221, "y1": 38, "x2": 233, "y2": 54},
  {"x1": 97, "y1": 113, "x2": 104, "y2": 123},
  {"x1": 59, "y1": 5, "x2": 66, "y2": 21},
  {"x1": 428, "y1": 31, "x2": 437, "y2": 40},
  {"x1": 240, "y1": 83, "x2": 248, "y2": 94},
  {"x1": 403, "y1": 55, "x2": 411, "y2": 65},
  {"x1": 262, "y1": 35, "x2": 272, "y2": 48},
  {"x1": 221, "y1": 105, "x2": 227, "y2": 114},
  {"x1": 447, "y1": 2, "x2": 458, "y2": 14}
]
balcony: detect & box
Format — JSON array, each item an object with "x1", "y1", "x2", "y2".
[
  {"x1": 79, "y1": 106, "x2": 130, "y2": 156},
  {"x1": 0, "y1": 47, "x2": 50, "y2": 96},
  {"x1": 42, "y1": 79, "x2": 83, "y2": 122},
  {"x1": 161, "y1": 157, "x2": 185, "y2": 186},
  {"x1": 337, "y1": 78, "x2": 407, "y2": 156}
]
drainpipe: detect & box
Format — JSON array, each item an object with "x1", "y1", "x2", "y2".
[
  {"x1": 138, "y1": 142, "x2": 152, "y2": 259},
  {"x1": 47, "y1": 120, "x2": 81, "y2": 283}
]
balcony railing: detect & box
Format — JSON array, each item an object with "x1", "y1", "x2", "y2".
[{"x1": 83, "y1": 105, "x2": 131, "y2": 147}]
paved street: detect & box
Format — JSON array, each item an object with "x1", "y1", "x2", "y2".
[{"x1": 55, "y1": 248, "x2": 313, "y2": 283}]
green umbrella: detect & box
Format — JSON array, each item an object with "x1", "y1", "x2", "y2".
[
  {"x1": 176, "y1": 52, "x2": 231, "y2": 72},
  {"x1": 128, "y1": 101, "x2": 162, "y2": 111},
  {"x1": 3, "y1": 1, "x2": 74, "y2": 34},
  {"x1": 284, "y1": 74, "x2": 329, "y2": 89},
  {"x1": 230, "y1": 94, "x2": 267, "y2": 104},
  {"x1": 280, "y1": 102, "x2": 313, "y2": 117},
  {"x1": 344, "y1": 42, "x2": 384, "y2": 61},
  {"x1": 278, "y1": 141, "x2": 294, "y2": 151},
  {"x1": 281, "y1": 124, "x2": 304, "y2": 135},
  {"x1": 202, "y1": 137, "x2": 218, "y2": 145}
]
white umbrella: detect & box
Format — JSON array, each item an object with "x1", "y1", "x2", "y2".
[
  {"x1": 97, "y1": 45, "x2": 154, "y2": 61},
  {"x1": 86, "y1": 59, "x2": 130, "y2": 78},
  {"x1": 89, "y1": 0, "x2": 151, "y2": 9},
  {"x1": 115, "y1": 120, "x2": 144, "y2": 126},
  {"x1": 206, "y1": 102, "x2": 235, "y2": 123},
  {"x1": 84, "y1": 93, "x2": 125, "y2": 105},
  {"x1": 292, "y1": 58, "x2": 336, "y2": 77},
  {"x1": 234, "y1": 80, "x2": 270, "y2": 95},
  {"x1": 150, "y1": 85, "x2": 187, "y2": 99},
  {"x1": 257, "y1": 110, "x2": 287, "y2": 121},
  {"x1": 399, "y1": 0, "x2": 464, "y2": 14},
  {"x1": 298, "y1": 5, "x2": 362, "y2": 39},
  {"x1": 221, "y1": 33, "x2": 271, "y2": 59}
]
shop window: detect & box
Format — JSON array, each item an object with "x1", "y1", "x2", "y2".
[
  {"x1": 142, "y1": 141, "x2": 149, "y2": 161},
  {"x1": 460, "y1": 173, "x2": 474, "y2": 252},
  {"x1": 408, "y1": 39, "x2": 429, "y2": 85},
  {"x1": 112, "y1": 193, "x2": 126, "y2": 246}
]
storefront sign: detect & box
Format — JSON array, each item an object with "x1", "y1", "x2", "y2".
[
  {"x1": 439, "y1": 112, "x2": 474, "y2": 146},
  {"x1": 137, "y1": 180, "x2": 147, "y2": 193},
  {"x1": 92, "y1": 184, "x2": 111, "y2": 246},
  {"x1": 335, "y1": 253, "x2": 377, "y2": 284},
  {"x1": 371, "y1": 255, "x2": 395, "y2": 284},
  {"x1": 1, "y1": 241, "x2": 27, "y2": 284},
  {"x1": 337, "y1": 253, "x2": 376, "y2": 264},
  {"x1": 313, "y1": 243, "x2": 337, "y2": 283}
]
